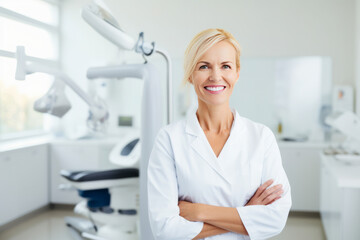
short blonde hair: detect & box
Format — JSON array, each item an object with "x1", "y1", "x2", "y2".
[{"x1": 183, "y1": 28, "x2": 241, "y2": 85}]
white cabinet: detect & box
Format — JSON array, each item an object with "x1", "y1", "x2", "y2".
[
  {"x1": 0, "y1": 154, "x2": 16, "y2": 226},
  {"x1": 320, "y1": 160, "x2": 342, "y2": 240},
  {"x1": 279, "y1": 142, "x2": 326, "y2": 212},
  {"x1": 50, "y1": 140, "x2": 119, "y2": 204},
  {"x1": 320, "y1": 154, "x2": 360, "y2": 240},
  {"x1": 0, "y1": 145, "x2": 48, "y2": 226}
]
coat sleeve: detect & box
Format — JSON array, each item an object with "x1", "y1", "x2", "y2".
[
  {"x1": 147, "y1": 128, "x2": 204, "y2": 240},
  {"x1": 236, "y1": 126, "x2": 292, "y2": 240}
]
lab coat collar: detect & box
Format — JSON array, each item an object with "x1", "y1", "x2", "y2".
[{"x1": 185, "y1": 107, "x2": 241, "y2": 184}]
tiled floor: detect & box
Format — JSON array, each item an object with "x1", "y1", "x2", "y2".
[
  {"x1": 0, "y1": 209, "x2": 326, "y2": 240},
  {"x1": 0, "y1": 209, "x2": 78, "y2": 240}
]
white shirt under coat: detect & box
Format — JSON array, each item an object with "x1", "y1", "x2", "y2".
[{"x1": 147, "y1": 108, "x2": 292, "y2": 240}]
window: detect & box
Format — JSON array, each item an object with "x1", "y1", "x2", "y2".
[{"x1": 0, "y1": 0, "x2": 60, "y2": 139}]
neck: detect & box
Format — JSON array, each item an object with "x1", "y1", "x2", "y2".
[{"x1": 196, "y1": 100, "x2": 234, "y2": 133}]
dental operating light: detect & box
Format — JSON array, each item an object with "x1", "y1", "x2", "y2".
[
  {"x1": 33, "y1": 80, "x2": 71, "y2": 118},
  {"x1": 15, "y1": 46, "x2": 109, "y2": 132}
]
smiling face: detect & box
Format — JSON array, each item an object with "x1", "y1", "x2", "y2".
[{"x1": 190, "y1": 40, "x2": 240, "y2": 107}]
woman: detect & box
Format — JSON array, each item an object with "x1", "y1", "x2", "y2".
[{"x1": 147, "y1": 28, "x2": 291, "y2": 240}]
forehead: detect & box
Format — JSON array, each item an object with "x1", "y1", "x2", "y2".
[{"x1": 198, "y1": 41, "x2": 236, "y2": 62}]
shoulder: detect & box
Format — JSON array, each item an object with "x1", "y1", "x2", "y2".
[
  {"x1": 151, "y1": 118, "x2": 187, "y2": 156},
  {"x1": 160, "y1": 117, "x2": 186, "y2": 135},
  {"x1": 237, "y1": 114, "x2": 274, "y2": 139},
  {"x1": 155, "y1": 117, "x2": 187, "y2": 141},
  {"x1": 236, "y1": 113, "x2": 279, "y2": 157}
]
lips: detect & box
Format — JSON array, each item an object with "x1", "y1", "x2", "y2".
[{"x1": 204, "y1": 85, "x2": 226, "y2": 94}]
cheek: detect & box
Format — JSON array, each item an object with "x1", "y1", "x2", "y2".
[
  {"x1": 226, "y1": 73, "x2": 239, "y2": 86},
  {"x1": 193, "y1": 71, "x2": 208, "y2": 81},
  {"x1": 192, "y1": 73, "x2": 207, "y2": 87}
]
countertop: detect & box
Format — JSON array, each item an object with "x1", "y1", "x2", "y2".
[{"x1": 321, "y1": 152, "x2": 360, "y2": 188}]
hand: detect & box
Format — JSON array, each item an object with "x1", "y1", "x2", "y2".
[
  {"x1": 178, "y1": 200, "x2": 203, "y2": 222},
  {"x1": 246, "y1": 179, "x2": 283, "y2": 206}
]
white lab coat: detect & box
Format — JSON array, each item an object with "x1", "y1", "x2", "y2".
[{"x1": 147, "y1": 108, "x2": 291, "y2": 240}]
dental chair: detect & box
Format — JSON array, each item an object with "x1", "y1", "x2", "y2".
[{"x1": 62, "y1": 135, "x2": 141, "y2": 240}]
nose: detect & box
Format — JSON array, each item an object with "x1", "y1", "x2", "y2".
[{"x1": 209, "y1": 67, "x2": 222, "y2": 82}]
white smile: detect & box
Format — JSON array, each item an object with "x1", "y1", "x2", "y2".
[{"x1": 204, "y1": 86, "x2": 225, "y2": 91}]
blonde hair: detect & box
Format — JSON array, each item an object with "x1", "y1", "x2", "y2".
[{"x1": 183, "y1": 28, "x2": 241, "y2": 85}]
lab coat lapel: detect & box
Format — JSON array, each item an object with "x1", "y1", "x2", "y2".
[
  {"x1": 185, "y1": 109, "x2": 231, "y2": 184},
  {"x1": 216, "y1": 111, "x2": 245, "y2": 182},
  {"x1": 218, "y1": 110, "x2": 244, "y2": 160}
]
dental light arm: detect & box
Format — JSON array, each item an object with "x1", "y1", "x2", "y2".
[
  {"x1": 81, "y1": 0, "x2": 136, "y2": 51},
  {"x1": 82, "y1": 0, "x2": 173, "y2": 123},
  {"x1": 15, "y1": 46, "x2": 109, "y2": 132},
  {"x1": 87, "y1": 64, "x2": 146, "y2": 79}
]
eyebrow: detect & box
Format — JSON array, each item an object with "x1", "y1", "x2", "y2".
[{"x1": 197, "y1": 61, "x2": 234, "y2": 65}]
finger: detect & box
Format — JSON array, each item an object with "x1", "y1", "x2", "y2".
[
  {"x1": 267, "y1": 196, "x2": 282, "y2": 205},
  {"x1": 259, "y1": 184, "x2": 282, "y2": 201},
  {"x1": 255, "y1": 179, "x2": 274, "y2": 197},
  {"x1": 263, "y1": 189, "x2": 283, "y2": 205},
  {"x1": 263, "y1": 190, "x2": 283, "y2": 205}
]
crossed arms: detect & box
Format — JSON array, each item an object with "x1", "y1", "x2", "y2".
[{"x1": 178, "y1": 179, "x2": 283, "y2": 239}]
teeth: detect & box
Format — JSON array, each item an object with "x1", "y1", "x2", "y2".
[{"x1": 205, "y1": 86, "x2": 225, "y2": 91}]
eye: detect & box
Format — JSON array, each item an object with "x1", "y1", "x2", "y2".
[
  {"x1": 199, "y1": 65, "x2": 208, "y2": 69},
  {"x1": 223, "y1": 65, "x2": 231, "y2": 69}
]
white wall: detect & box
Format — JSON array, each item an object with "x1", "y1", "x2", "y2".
[
  {"x1": 96, "y1": 0, "x2": 354, "y2": 83},
  {"x1": 60, "y1": 0, "x2": 356, "y2": 132}
]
